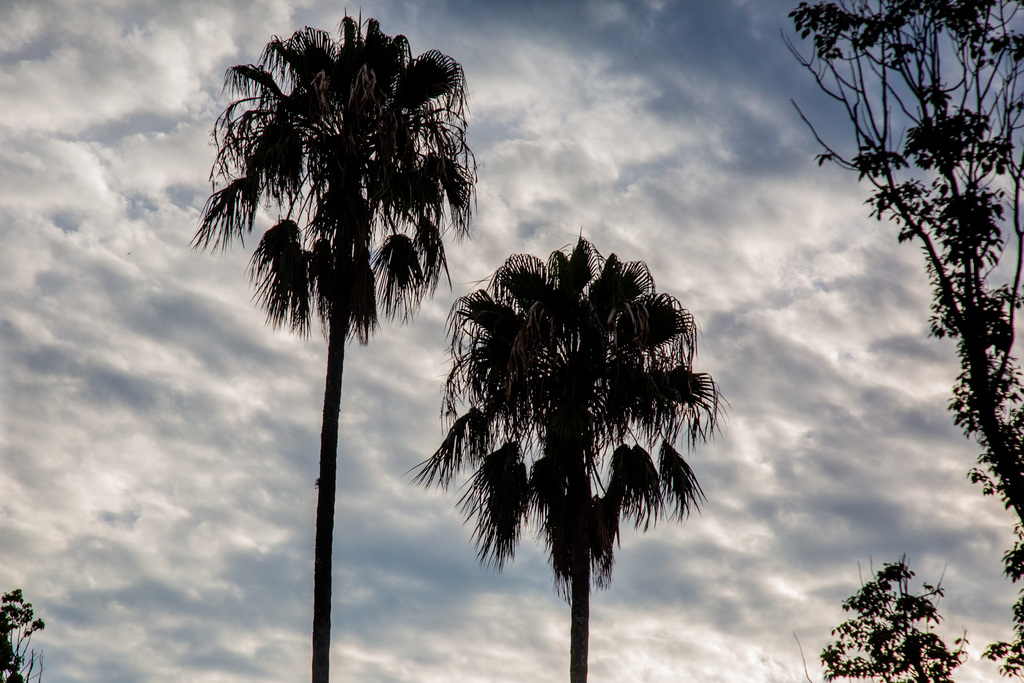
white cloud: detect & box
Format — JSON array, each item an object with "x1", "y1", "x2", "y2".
[{"x1": 2, "y1": 0, "x2": 1019, "y2": 681}]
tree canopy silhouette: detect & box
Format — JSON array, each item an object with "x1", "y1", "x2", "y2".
[
  {"x1": 1, "y1": 589, "x2": 44, "y2": 683},
  {"x1": 416, "y1": 237, "x2": 720, "y2": 683},
  {"x1": 821, "y1": 557, "x2": 966, "y2": 683},
  {"x1": 790, "y1": 0, "x2": 1024, "y2": 670},
  {"x1": 194, "y1": 16, "x2": 475, "y2": 682}
]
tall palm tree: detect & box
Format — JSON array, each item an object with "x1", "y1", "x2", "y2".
[
  {"x1": 194, "y1": 17, "x2": 474, "y2": 683},
  {"x1": 415, "y1": 237, "x2": 720, "y2": 683}
]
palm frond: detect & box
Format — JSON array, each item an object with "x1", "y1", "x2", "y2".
[
  {"x1": 558, "y1": 236, "x2": 599, "y2": 294},
  {"x1": 247, "y1": 116, "x2": 306, "y2": 206},
  {"x1": 437, "y1": 155, "x2": 474, "y2": 221},
  {"x1": 194, "y1": 175, "x2": 260, "y2": 251},
  {"x1": 640, "y1": 293, "x2": 696, "y2": 354},
  {"x1": 658, "y1": 441, "x2": 705, "y2": 519},
  {"x1": 547, "y1": 401, "x2": 594, "y2": 453},
  {"x1": 529, "y1": 452, "x2": 572, "y2": 593},
  {"x1": 448, "y1": 289, "x2": 504, "y2": 336},
  {"x1": 589, "y1": 495, "x2": 616, "y2": 588},
  {"x1": 399, "y1": 49, "x2": 467, "y2": 112},
  {"x1": 339, "y1": 16, "x2": 361, "y2": 49},
  {"x1": 307, "y1": 236, "x2": 336, "y2": 337},
  {"x1": 671, "y1": 368, "x2": 721, "y2": 444},
  {"x1": 492, "y1": 253, "x2": 548, "y2": 306},
  {"x1": 414, "y1": 215, "x2": 449, "y2": 291},
  {"x1": 413, "y1": 407, "x2": 492, "y2": 489},
  {"x1": 347, "y1": 252, "x2": 379, "y2": 344},
  {"x1": 459, "y1": 441, "x2": 529, "y2": 570},
  {"x1": 605, "y1": 444, "x2": 663, "y2": 532},
  {"x1": 374, "y1": 233, "x2": 425, "y2": 321},
  {"x1": 615, "y1": 257, "x2": 655, "y2": 299},
  {"x1": 264, "y1": 27, "x2": 337, "y2": 90},
  {"x1": 248, "y1": 219, "x2": 312, "y2": 335},
  {"x1": 547, "y1": 249, "x2": 572, "y2": 293},
  {"x1": 224, "y1": 63, "x2": 284, "y2": 101},
  {"x1": 587, "y1": 252, "x2": 623, "y2": 318}
]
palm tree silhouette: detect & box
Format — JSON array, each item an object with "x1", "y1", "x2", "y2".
[
  {"x1": 416, "y1": 237, "x2": 719, "y2": 683},
  {"x1": 194, "y1": 17, "x2": 474, "y2": 683}
]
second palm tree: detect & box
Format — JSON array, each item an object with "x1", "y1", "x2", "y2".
[{"x1": 416, "y1": 237, "x2": 720, "y2": 683}]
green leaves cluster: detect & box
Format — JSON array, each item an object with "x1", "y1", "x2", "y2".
[
  {"x1": 1, "y1": 590, "x2": 44, "y2": 683},
  {"x1": 822, "y1": 558, "x2": 965, "y2": 683}
]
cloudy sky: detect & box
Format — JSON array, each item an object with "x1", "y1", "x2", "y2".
[{"x1": 1, "y1": 0, "x2": 1020, "y2": 681}]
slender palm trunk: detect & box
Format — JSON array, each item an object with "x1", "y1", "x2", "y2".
[
  {"x1": 312, "y1": 306, "x2": 350, "y2": 683},
  {"x1": 569, "y1": 552, "x2": 591, "y2": 683},
  {"x1": 568, "y1": 452, "x2": 592, "y2": 683}
]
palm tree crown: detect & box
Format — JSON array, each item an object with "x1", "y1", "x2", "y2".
[
  {"x1": 195, "y1": 17, "x2": 474, "y2": 340},
  {"x1": 194, "y1": 16, "x2": 475, "y2": 683},
  {"x1": 416, "y1": 237, "x2": 719, "y2": 682}
]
